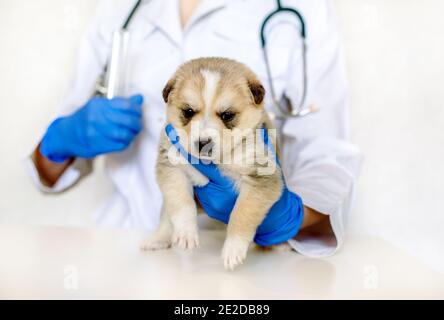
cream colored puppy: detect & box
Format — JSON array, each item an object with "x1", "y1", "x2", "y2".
[{"x1": 140, "y1": 58, "x2": 283, "y2": 270}]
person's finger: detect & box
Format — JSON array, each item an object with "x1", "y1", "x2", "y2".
[
  {"x1": 128, "y1": 94, "x2": 144, "y2": 114},
  {"x1": 99, "y1": 140, "x2": 129, "y2": 154},
  {"x1": 260, "y1": 127, "x2": 280, "y2": 166},
  {"x1": 129, "y1": 94, "x2": 144, "y2": 106},
  {"x1": 105, "y1": 109, "x2": 143, "y2": 134},
  {"x1": 108, "y1": 95, "x2": 143, "y2": 116},
  {"x1": 101, "y1": 125, "x2": 137, "y2": 144}
]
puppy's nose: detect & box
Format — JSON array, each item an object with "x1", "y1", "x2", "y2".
[{"x1": 196, "y1": 138, "x2": 214, "y2": 153}]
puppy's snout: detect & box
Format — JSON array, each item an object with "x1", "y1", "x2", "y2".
[{"x1": 196, "y1": 138, "x2": 214, "y2": 154}]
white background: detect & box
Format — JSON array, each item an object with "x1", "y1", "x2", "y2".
[{"x1": 0, "y1": 0, "x2": 443, "y2": 272}]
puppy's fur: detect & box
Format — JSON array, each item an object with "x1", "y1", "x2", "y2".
[{"x1": 140, "y1": 58, "x2": 284, "y2": 270}]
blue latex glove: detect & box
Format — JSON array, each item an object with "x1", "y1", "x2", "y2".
[
  {"x1": 165, "y1": 124, "x2": 304, "y2": 246},
  {"x1": 40, "y1": 95, "x2": 144, "y2": 163}
]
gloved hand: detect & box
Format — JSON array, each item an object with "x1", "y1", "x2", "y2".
[
  {"x1": 40, "y1": 95, "x2": 144, "y2": 163},
  {"x1": 165, "y1": 124, "x2": 304, "y2": 246}
]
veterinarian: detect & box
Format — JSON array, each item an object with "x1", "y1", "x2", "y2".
[{"x1": 26, "y1": 0, "x2": 362, "y2": 257}]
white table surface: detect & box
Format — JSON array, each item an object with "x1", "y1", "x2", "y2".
[{"x1": 0, "y1": 224, "x2": 443, "y2": 300}]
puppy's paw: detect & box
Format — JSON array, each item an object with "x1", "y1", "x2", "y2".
[
  {"x1": 172, "y1": 226, "x2": 199, "y2": 250},
  {"x1": 140, "y1": 236, "x2": 172, "y2": 251},
  {"x1": 221, "y1": 237, "x2": 250, "y2": 270}
]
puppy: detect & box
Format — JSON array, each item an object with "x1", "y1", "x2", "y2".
[{"x1": 140, "y1": 58, "x2": 284, "y2": 270}]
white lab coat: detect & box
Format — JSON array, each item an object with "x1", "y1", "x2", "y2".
[{"x1": 25, "y1": 0, "x2": 362, "y2": 257}]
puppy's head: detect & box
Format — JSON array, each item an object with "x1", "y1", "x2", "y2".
[{"x1": 163, "y1": 57, "x2": 266, "y2": 160}]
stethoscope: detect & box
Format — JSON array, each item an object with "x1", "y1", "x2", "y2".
[
  {"x1": 261, "y1": 0, "x2": 318, "y2": 119},
  {"x1": 96, "y1": 0, "x2": 317, "y2": 120}
]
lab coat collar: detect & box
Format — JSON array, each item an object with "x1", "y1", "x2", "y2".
[
  {"x1": 143, "y1": 0, "x2": 182, "y2": 45},
  {"x1": 144, "y1": 0, "x2": 233, "y2": 45}
]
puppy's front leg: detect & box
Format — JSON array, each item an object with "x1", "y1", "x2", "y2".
[
  {"x1": 160, "y1": 165, "x2": 199, "y2": 250},
  {"x1": 140, "y1": 206, "x2": 173, "y2": 251},
  {"x1": 222, "y1": 180, "x2": 281, "y2": 270}
]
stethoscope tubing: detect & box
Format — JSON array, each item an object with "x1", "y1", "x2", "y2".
[{"x1": 100, "y1": 0, "x2": 316, "y2": 120}]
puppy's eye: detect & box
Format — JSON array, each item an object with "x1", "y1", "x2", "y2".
[
  {"x1": 182, "y1": 108, "x2": 196, "y2": 119},
  {"x1": 220, "y1": 111, "x2": 235, "y2": 122}
]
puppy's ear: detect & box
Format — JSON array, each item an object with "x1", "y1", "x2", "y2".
[
  {"x1": 162, "y1": 79, "x2": 176, "y2": 103},
  {"x1": 248, "y1": 80, "x2": 265, "y2": 105}
]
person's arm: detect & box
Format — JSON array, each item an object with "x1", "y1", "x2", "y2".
[
  {"x1": 31, "y1": 144, "x2": 74, "y2": 188},
  {"x1": 25, "y1": 0, "x2": 139, "y2": 192},
  {"x1": 300, "y1": 206, "x2": 330, "y2": 230}
]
